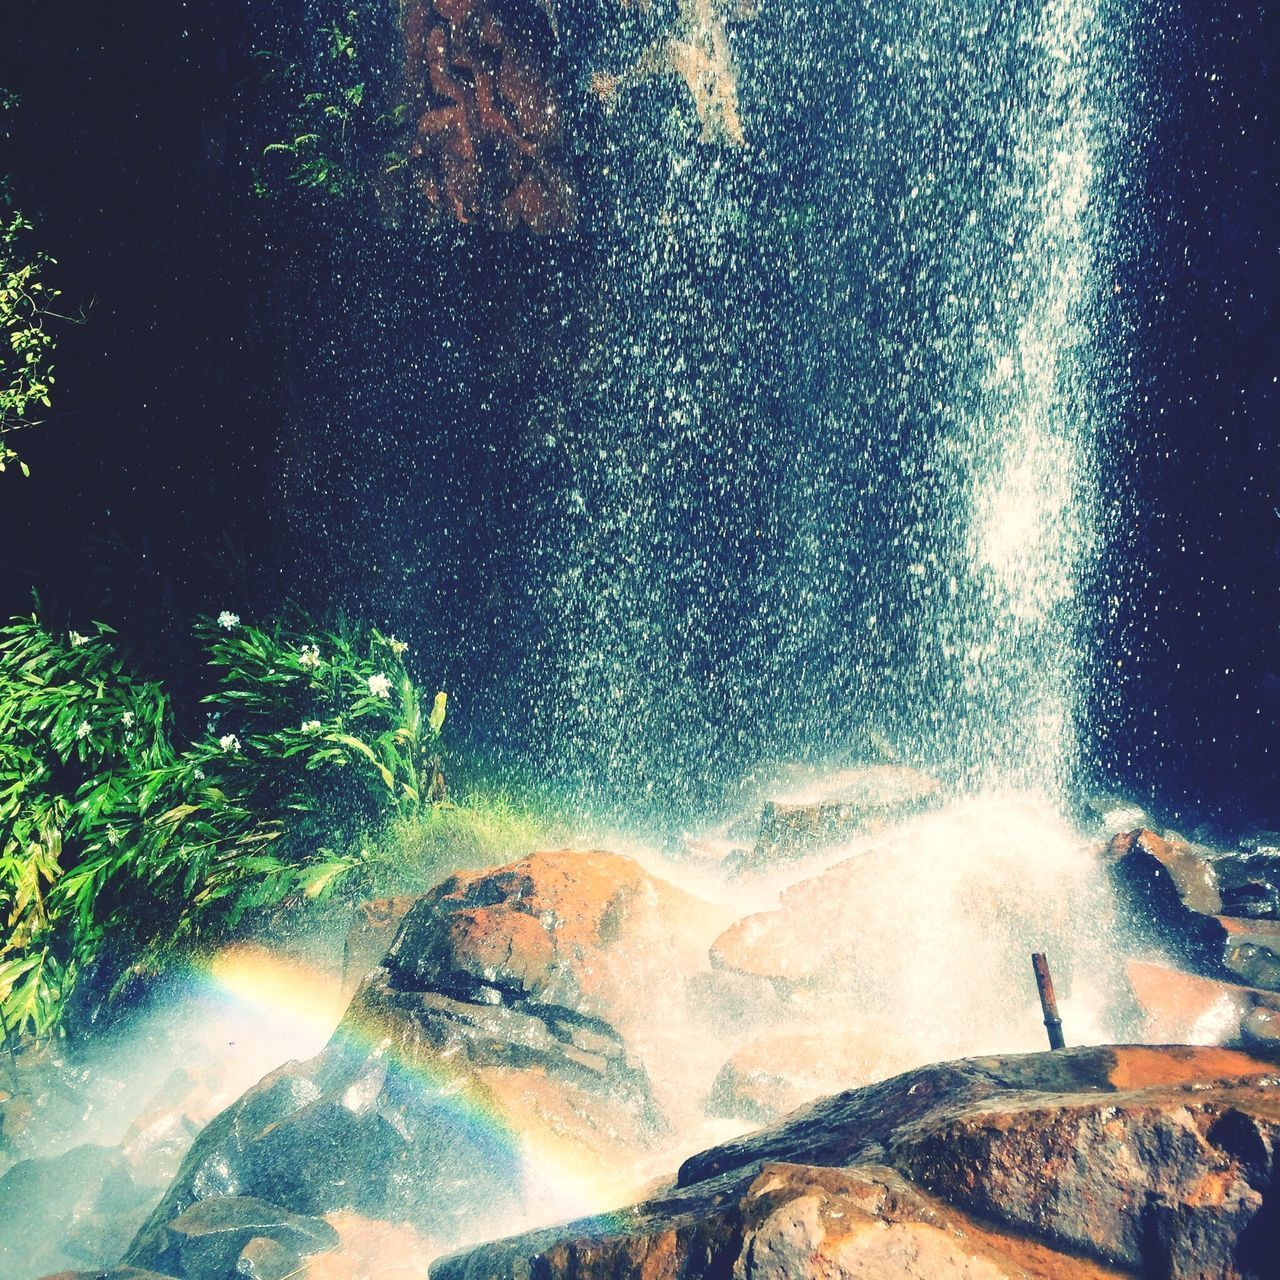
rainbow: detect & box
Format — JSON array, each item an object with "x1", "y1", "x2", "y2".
[{"x1": 188, "y1": 944, "x2": 646, "y2": 1249}]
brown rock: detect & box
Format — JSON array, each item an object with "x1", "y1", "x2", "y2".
[
  {"x1": 1212, "y1": 915, "x2": 1280, "y2": 990},
  {"x1": 1242, "y1": 1006, "x2": 1280, "y2": 1056},
  {"x1": 435, "y1": 1160, "x2": 1125, "y2": 1279},
  {"x1": 709, "y1": 801, "x2": 1114, "y2": 1060},
  {"x1": 746, "y1": 765, "x2": 941, "y2": 867},
  {"x1": 708, "y1": 1023, "x2": 923, "y2": 1123},
  {"x1": 305, "y1": 1211, "x2": 435, "y2": 1279},
  {"x1": 1106, "y1": 828, "x2": 1224, "y2": 941},
  {"x1": 434, "y1": 1045, "x2": 1279, "y2": 1280},
  {"x1": 126, "y1": 851, "x2": 733, "y2": 1258},
  {"x1": 1125, "y1": 959, "x2": 1280, "y2": 1046},
  {"x1": 386, "y1": 849, "x2": 731, "y2": 1033}
]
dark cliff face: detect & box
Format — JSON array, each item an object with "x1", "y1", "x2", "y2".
[{"x1": 1, "y1": 0, "x2": 1274, "y2": 827}]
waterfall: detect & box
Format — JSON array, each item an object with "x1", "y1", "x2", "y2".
[{"x1": 491, "y1": 0, "x2": 1131, "y2": 814}]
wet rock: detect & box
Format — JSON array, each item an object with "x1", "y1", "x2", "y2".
[
  {"x1": 234, "y1": 1235, "x2": 302, "y2": 1280},
  {"x1": 1125, "y1": 958, "x2": 1280, "y2": 1048},
  {"x1": 128, "y1": 850, "x2": 730, "y2": 1257},
  {"x1": 1242, "y1": 1005, "x2": 1280, "y2": 1056},
  {"x1": 683, "y1": 970, "x2": 783, "y2": 1036},
  {"x1": 1212, "y1": 847, "x2": 1280, "y2": 919},
  {"x1": 302, "y1": 1211, "x2": 435, "y2": 1280},
  {"x1": 710, "y1": 798, "x2": 1113, "y2": 1058},
  {"x1": 1212, "y1": 915, "x2": 1280, "y2": 990},
  {"x1": 1078, "y1": 792, "x2": 1149, "y2": 838},
  {"x1": 385, "y1": 849, "x2": 729, "y2": 1031},
  {"x1": 342, "y1": 895, "x2": 419, "y2": 989},
  {"x1": 707, "y1": 1023, "x2": 921, "y2": 1124},
  {"x1": 1105, "y1": 827, "x2": 1231, "y2": 970},
  {"x1": 434, "y1": 1045, "x2": 1279, "y2": 1280},
  {"x1": 437, "y1": 1160, "x2": 1126, "y2": 1279},
  {"x1": 743, "y1": 765, "x2": 941, "y2": 868},
  {"x1": 37, "y1": 1269, "x2": 180, "y2": 1280},
  {"x1": 130, "y1": 1194, "x2": 336, "y2": 1280},
  {"x1": 120, "y1": 1068, "x2": 223, "y2": 1191},
  {"x1": 0, "y1": 1144, "x2": 153, "y2": 1279}
]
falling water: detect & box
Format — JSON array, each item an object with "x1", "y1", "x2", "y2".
[{"x1": 498, "y1": 0, "x2": 1129, "y2": 813}]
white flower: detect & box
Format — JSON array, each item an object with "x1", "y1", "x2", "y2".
[
  {"x1": 298, "y1": 643, "x2": 322, "y2": 669},
  {"x1": 69, "y1": 631, "x2": 89, "y2": 648},
  {"x1": 367, "y1": 673, "x2": 392, "y2": 700},
  {"x1": 386, "y1": 635, "x2": 409, "y2": 657},
  {"x1": 301, "y1": 719, "x2": 322, "y2": 733},
  {"x1": 194, "y1": 767, "x2": 206, "y2": 781},
  {"x1": 217, "y1": 611, "x2": 240, "y2": 630},
  {"x1": 219, "y1": 733, "x2": 241, "y2": 752},
  {"x1": 106, "y1": 826, "x2": 121, "y2": 847},
  {"x1": 121, "y1": 711, "x2": 135, "y2": 728},
  {"x1": 76, "y1": 720, "x2": 92, "y2": 739}
]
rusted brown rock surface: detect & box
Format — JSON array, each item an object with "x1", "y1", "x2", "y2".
[
  {"x1": 400, "y1": 0, "x2": 572, "y2": 231},
  {"x1": 432, "y1": 1045, "x2": 1280, "y2": 1280},
  {"x1": 386, "y1": 849, "x2": 729, "y2": 1032}
]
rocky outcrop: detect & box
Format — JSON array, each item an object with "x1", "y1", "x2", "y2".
[
  {"x1": 1126, "y1": 960, "x2": 1280, "y2": 1056},
  {"x1": 741, "y1": 765, "x2": 941, "y2": 869},
  {"x1": 0, "y1": 1144, "x2": 155, "y2": 1279},
  {"x1": 433, "y1": 1045, "x2": 1280, "y2": 1280},
  {"x1": 1213, "y1": 843, "x2": 1280, "y2": 920},
  {"x1": 709, "y1": 796, "x2": 1115, "y2": 1061},
  {"x1": 342, "y1": 894, "x2": 419, "y2": 990},
  {"x1": 400, "y1": 0, "x2": 573, "y2": 231},
  {"x1": 1108, "y1": 829, "x2": 1280, "y2": 994},
  {"x1": 123, "y1": 850, "x2": 733, "y2": 1269},
  {"x1": 131, "y1": 1196, "x2": 337, "y2": 1280},
  {"x1": 707, "y1": 1023, "x2": 922, "y2": 1124}
]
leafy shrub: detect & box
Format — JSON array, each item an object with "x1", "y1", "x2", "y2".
[
  {"x1": 253, "y1": 8, "x2": 405, "y2": 203},
  {"x1": 1, "y1": 91, "x2": 65, "y2": 475},
  {"x1": 0, "y1": 609, "x2": 445, "y2": 1041}
]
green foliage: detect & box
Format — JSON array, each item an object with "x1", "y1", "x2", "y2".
[
  {"x1": 0, "y1": 610, "x2": 445, "y2": 1041},
  {"x1": 0, "y1": 91, "x2": 62, "y2": 476},
  {"x1": 368, "y1": 787, "x2": 567, "y2": 897},
  {"x1": 254, "y1": 9, "x2": 406, "y2": 202}
]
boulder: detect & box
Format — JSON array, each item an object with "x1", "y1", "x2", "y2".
[
  {"x1": 1126, "y1": 959, "x2": 1280, "y2": 1051},
  {"x1": 37, "y1": 1270, "x2": 179, "y2": 1280},
  {"x1": 385, "y1": 849, "x2": 728, "y2": 1031},
  {"x1": 126, "y1": 850, "x2": 732, "y2": 1262},
  {"x1": 1212, "y1": 915, "x2": 1280, "y2": 990},
  {"x1": 0, "y1": 1144, "x2": 154, "y2": 1279},
  {"x1": 128, "y1": 1195, "x2": 337, "y2": 1280},
  {"x1": 742, "y1": 765, "x2": 941, "y2": 869},
  {"x1": 302, "y1": 1210, "x2": 435, "y2": 1280},
  {"x1": 707, "y1": 1023, "x2": 922, "y2": 1123},
  {"x1": 433, "y1": 1045, "x2": 1280, "y2": 1280},
  {"x1": 710, "y1": 797, "x2": 1118, "y2": 1059},
  {"x1": 342, "y1": 895, "x2": 419, "y2": 989},
  {"x1": 1106, "y1": 828, "x2": 1223, "y2": 952},
  {"x1": 1211, "y1": 847, "x2": 1280, "y2": 920}
]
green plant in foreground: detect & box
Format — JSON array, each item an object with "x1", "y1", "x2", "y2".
[{"x1": 0, "y1": 609, "x2": 446, "y2": 1040}]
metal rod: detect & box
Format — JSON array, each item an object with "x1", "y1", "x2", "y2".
[{"x1": 1031, "y1": 952, "x2": 1066, "y2": 1050}]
